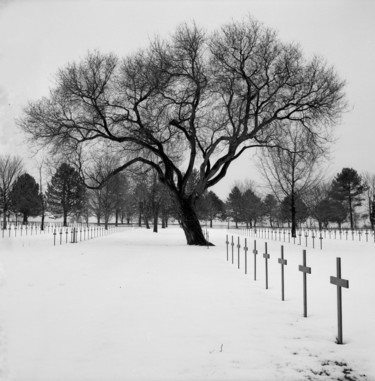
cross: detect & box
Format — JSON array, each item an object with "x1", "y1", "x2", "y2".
[
  {"x1": 283, "y1": 230, "x2": 285, "y2": 242},
  {"x1": 346, "y1": 230, "x2": 348, "y2": 240},
  {"x1": 299, "y1": 249, "x2": 311, "y2": 317},
  {"x1": 244, "y1": 238, "x2": 248, "y2": 274},
  {"x1": 319, "y1": 234, "x2": 323, "y2": 250},
  {"x1": 312, "y1": 234, "x2": 315, "y2": 249},
  {"x1": 365, "y1": 230, "x2": 369, "y2": 242},
  {"x1": 278, "y1": 245, "x2": 287, "y2": 301},
  {"x1": 53, "y1": 229, "x2": 56, "y2": 246},
  {"x1": 298, "y1": 232, "x2": 302, "y2": 245},
  {"x1": 330, "y1": 257, "x2": 349, "y2": 344},
  {"x1": 231, "y1": 236, "x2": 234, "y2": 264},
  {"x1": 358, "y1": 230, "x2": 362, "y2": 242},
  {"x1": 225, "y1": 234, "x2": 229, "y2": 261},
  {"x1": 237, "y1": 236, "x2": 241, "y2": 269},
  {"x1": 305, "y1": 232, "x2": 308, "y2": 247},
  {"x1": 263, "y1": 242, "x2": 270, "y2": 289},
  {"x1": 253, "y1": 240, "x2": 258, "y2": 281},
  {"x1": 288, "y1": 231, "x2": 290, "y2": 243}
]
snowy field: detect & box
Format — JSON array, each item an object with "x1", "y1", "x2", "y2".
[{"x1": 0, "y1": 226, "x2": 374, "y2": 381}]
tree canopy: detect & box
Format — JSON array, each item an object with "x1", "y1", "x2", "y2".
[{"x1": 19, "y1": 17, "x2": 346, "y2": 244}]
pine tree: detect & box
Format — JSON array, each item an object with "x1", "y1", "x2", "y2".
[
  {"x1": 226, "y1": 186, "x2": 243, "y2": 228},
  {"x1": 263, "y1": 194, "x2": 279, "y2": 228},
  {"x1": 331, "y1": 168, "x2": 367, "y2": 229},
  {"x1": 280, "y1": 195, "x2": 309, "y2": 227},
  {"x1": 46, "y1": 163, "x2": 86, "y2": 226},
  {"x1": 242, "y1": 189, "x2": 264, "y2": 228},
  {"x1": 9, "y1": 173, "x2": 42, "y2": 224}
]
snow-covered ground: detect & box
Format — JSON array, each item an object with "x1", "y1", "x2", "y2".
[{"x1": 0, "y1": 226, "x2": 374, "y2": 381}]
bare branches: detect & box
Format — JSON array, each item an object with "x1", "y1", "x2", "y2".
[{"x1": 19, "y1": 17, "x2": 345, "y2": 204}]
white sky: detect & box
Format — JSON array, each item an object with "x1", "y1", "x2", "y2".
[{"x1": 0, "y1": 0, "x2": 374, "y2": 198}]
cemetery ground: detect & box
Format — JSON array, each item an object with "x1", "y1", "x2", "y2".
[{"x1": 0, "y1": 226, "x2": 374, "y2": 381}]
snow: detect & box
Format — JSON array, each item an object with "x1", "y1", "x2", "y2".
[{"x1": 0, "y1": 226, "x2": 374, "y2": 380}]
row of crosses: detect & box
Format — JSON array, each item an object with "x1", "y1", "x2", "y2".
[{"x1": 225, "y1": 234, "x2": 349, "y2": 345}]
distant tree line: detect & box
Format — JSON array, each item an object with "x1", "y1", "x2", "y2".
[{"x1": 1, "y1": 152, "x2": 373, "y2": 231}]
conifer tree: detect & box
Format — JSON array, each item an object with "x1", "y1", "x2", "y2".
[
  {"x1": 10, "y1": 173, "x2": 42, "y2": 224},
  {"x1": 46, "y1": 163, "x2": 86, "y2": 226},
  {"x1": 226, "y1": 186, "x2": 243, "y2": 228},
  {"x1": 331, "y1": 168, "x2": 367, "y2": 229}
]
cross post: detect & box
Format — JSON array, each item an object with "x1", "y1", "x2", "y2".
[
  {"x1": 330, "y1": 257, "x2": 349, "y2": 344},
  {"x1": 263, "y1": 242, "x2": 270, "y2": 289},
  {"x1": 312, "y1": 234, "x2": 315, "y2": 249},
  {"x1": 225, "y1": 234, "x2": 229, "y2": 261},
  {"x1": 237, "y1": 236, "x2": 241, "y2": 269},
  {"x1": 305, "y1": 232, "x2": 308, "y2": 247},
  {"x1": 320, "y1": 234, "x2": 323, "y2": 250},
  {"x1": 278, "y1": 245, "x2": 287, "y2": 301},
  {"x1": 299, "y1": 249, "x2": 311, "y2": 317},
  {"x1": 244, "y1": 238, "x2": 248, "y2": 274},
  {"x1": 253, "y1": 240, "x2": 258, "y2": 281},
  {"x1": 231, "y1": 236, "x2": 234, "y2": 264}
]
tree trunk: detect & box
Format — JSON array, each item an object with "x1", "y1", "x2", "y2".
[
  {"x1": 2, "y1": 209, "x2": 7, "y2": 230},
  {"x1": 63, "y1": 211, "x2": 68, "y2": 227},
  {"x1": 209, "y1": 218, "x2": 213, "y2": 228},
  {"x1": 23, "y1": 213, "x2": 28, "y2": 225},
  {"x1": 144, "y1": 214, "x2": 150, "y2": 229},
  {"x1": 41, "y1": 212, "x2": 45, "y2": 231},
  {"x1": 178, "y1": 197, "x2": 212, "y2": 246},
  {"x1": 348, "y1": 192, "x2": 354, "y2": 230},
  {"x1": 115, "y1": 209, "x2": 119, "y2": 227},
  {"x1": 291, "y1": 192, "x2": 297, "y2": 238}
]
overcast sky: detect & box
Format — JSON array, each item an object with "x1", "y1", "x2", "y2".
[{"x1": 0, "y1": 0, "x2": 374, "y2": 198}]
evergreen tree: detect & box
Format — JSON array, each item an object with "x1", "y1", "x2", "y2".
[
  {"x1": 312, "y1": 197, "x2": 348, "y2": 229},
  {"x1": 46, "y1": 163, "x2": 86, "y2": 226},
  {"x1": 226, "y1": 186, "x2": 243, "y2": 228},
  {"x1": 331, "y1": 168, "x2": 367, "y2": 229},
  {"x1": 242, "y1": 189, "x2": 264, "y2": 228},
  {"x1": 263, "y1": 194, "x2": 279, "y2": 228},
  {"x1": 9, "y1": 173, "x2": 42, "y2": 224},
  {"x1": 197, "y1": 191, "x2": 225, "y2": 227},
  {"x1": 280, "y1": 195, "x2": 309, "y2": 227}
]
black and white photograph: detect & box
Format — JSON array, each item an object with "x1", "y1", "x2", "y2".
[{"x1": 0, "y1": 0, "x2": 374, "y2": 380}]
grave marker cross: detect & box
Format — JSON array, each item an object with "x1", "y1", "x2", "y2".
[
  {"x1": 225, "y1": 235, "x2": 229, "y2": 261},
  {"x1": 263, "y1": 242, "x2": 270, "y2": 289},
  {"x1": 253, "y1": 240, "x2": 258, "y2": 281},
  {"x1": 278, "y1": 245, "x2": 287, "y2": 301},
  {"x1": 299, "y1": 249, "x2": 311, "y2": 317},
  {"x1": 231, "y1": 236, "x2": 234, "y2": 264},
  {"x1": 244, "y1": 238, "x2": 248, "y2": 274},
  {"x1": 330, "y1": 257, "x2": 349, "y2": 345},
  {"x1": 237, "y1": 236, "x2": 241, "y2": 269}
]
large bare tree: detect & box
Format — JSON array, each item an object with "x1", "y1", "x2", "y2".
[
  {"x1": 0, "y1": 155, "x2": 23, "y2": 229},
  {"x1": 19, "y1": 18, "x2": 345, "y2": 245}
]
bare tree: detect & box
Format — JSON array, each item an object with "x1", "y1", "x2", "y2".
[
  {"x1": 19, "y1": 17, "x2": 346, "y2": 245},
  {"x1": 0, "y1": 155, "x2": 23, "y2": 229},
  {"x1": 258, "y1": 123, "x2": 324, "y2": 236}
]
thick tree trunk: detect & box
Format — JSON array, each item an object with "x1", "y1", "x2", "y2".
[
  {"x1": 178, "y1": 198, "x2": 212, "y2": 246},
  {"x1": 209, "y1": 218, "x2": 213, "y2": 228},
  {"x1": 63, "y1": 211, "x2": 68, "y2": 227},
  {"x1": 22, "y1": 213, "x2": 28, "y2": 224}
]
